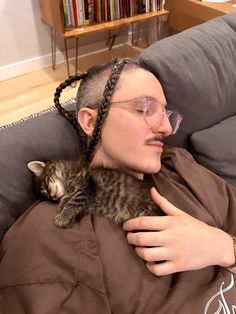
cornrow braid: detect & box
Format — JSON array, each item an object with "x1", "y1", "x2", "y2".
[
  {"x1": 54, "y1": 73, "x2": 87, "y2": 129},
  {"x1": 85, "y1": 58, "x2": 139, "y2": 163}
]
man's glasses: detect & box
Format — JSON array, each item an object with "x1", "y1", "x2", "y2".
[{"x1": 110, "y1": 97, "x2": 182, "y2": 135}]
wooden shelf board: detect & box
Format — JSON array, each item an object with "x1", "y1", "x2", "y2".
[{"x1": 63, "y1": 11, "x2": 169, "y2": 38}]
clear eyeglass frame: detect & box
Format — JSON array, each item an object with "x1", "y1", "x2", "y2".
[{"x1": 110, "y1": 96, "x2": 183, "y2": 135}]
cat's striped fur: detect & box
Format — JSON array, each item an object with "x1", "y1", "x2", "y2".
[{"x1": 27, "y1": 160, "x2": 162, "y2": 228}]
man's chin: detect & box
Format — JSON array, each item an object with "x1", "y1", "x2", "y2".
[
  {"x1": 143, "y1": 168, "x2": 161, "y2": 175},
  {"x1": 145, "y1": 163, "x2": 161, "y2": 174},
  {"x1": 131, "y1": 163, "x2": 161, "y2": 176}
]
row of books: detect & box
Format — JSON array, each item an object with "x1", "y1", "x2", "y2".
[{"x1": 61, "y1": 0, "x2": 166, "y2": 29}]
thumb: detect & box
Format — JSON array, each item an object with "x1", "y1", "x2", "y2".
[{"x1": 150, "y1": 187, "x2": 184, "y2": 216}]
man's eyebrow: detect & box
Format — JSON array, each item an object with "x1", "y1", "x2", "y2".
[
  {"x1": 112, "y1": 95, "x2": 167, "y2": 106},
  {"x1": 130, "y1": 95, "x2": 164, "y2": 102},
  {"x1": 144, "y1": 95, "x2": 167, "y2": 107}
]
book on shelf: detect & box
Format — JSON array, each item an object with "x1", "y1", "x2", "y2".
[
  {"x1": 68, "y1": 0, "x2": 75, "y2": 26},
  {"x1": 88, "y1": 0, "x2": 95, "y2": 23},
  {"x1": 76, "y1": 0, "x2": 86, "y2": 26},
  {"x1": 72, "y1": 0, "x2": 79, "y2": 27},
  {"x1": 62, "y1": 0, "x2": 70, "y2": 27},
  {"x1": 61, "y1": 0, "x2": 166, "y2": 30}
]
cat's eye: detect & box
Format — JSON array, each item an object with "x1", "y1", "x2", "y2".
[{"x1": 40, "y1": 187, "x2": 48, "y2": 195}]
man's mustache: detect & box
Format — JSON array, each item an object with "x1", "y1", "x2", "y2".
[{"x1": 145, "y1": 134, "x2": 164, "y2": 144}]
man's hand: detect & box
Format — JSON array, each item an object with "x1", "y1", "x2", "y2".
[{"x1": 123, "y1": 188, "x2": 234, "y2": 276}]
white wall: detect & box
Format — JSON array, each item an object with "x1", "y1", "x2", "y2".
[
  {"x1": 0, "y1": 0, "x2": 52, "y2": 80},
  {"x1": 0, "y1": 0, "x2": 167, "y2": 81},
  {"x1": 0, "y1": 1, "x2": 51, "y2": 65},
  {"x1": 0, "y1": 0, "x2": 130, "y2": 81}
]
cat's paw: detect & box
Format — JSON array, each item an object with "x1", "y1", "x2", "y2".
[{"x1": 54, "y1": 214, "x2": 72, "y2": 228}]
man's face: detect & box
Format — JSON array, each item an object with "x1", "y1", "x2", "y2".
[{"x1": 91, "y1": 68, "x2": 172, "y2": 178}]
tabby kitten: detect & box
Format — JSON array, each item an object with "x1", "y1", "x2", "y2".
[{"x1": 27, "y1": 160, "x2": 162, "y2": 228}]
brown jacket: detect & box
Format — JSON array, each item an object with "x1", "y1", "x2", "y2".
[{"x1": 1, "y1": 148, "x2": 236, "y2": 314}]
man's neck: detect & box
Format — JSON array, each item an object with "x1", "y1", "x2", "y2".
[
  {"x1": 124, "y1": 169, "x2": 144, "y2": 180},
  {"x1": 90, "y1": 158, "x2": 144, "y2": 180}
]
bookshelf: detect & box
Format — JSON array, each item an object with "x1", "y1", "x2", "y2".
[{"x1": 38, "y1": 0, "x2": 169, "y2": 76}]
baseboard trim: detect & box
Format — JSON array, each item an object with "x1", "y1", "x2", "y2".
[
  {"x1": 0, "y1": 21, "x2": 163, "y2": 82},
  {"x1": 0, "y1": 34, "x2": 131, "y2": 81}
]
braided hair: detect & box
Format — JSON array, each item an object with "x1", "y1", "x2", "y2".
[
  {"x1": 53, "y1": 73, "x2": 87, "y2": 128},
  {"x1": 54, "y1": 57, "x2": 147, "y2": 163}
]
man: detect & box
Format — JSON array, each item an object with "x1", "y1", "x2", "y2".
[
  {"x1": 76, "y1": 58, "x2": 236, "y2": 275},
  {"x1": 1, "y1": 58, "x2": 236, "y2": 313}
]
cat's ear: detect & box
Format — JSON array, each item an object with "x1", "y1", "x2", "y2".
[
  {"x1": 27, "y1": 161, "x2": 46, "y2": 177},
  {"x1": 77, "y1": 108, "x2": 97, "y2": 138}
]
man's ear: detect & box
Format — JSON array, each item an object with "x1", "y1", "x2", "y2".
[{"x1": 77, "y1": 108, "x2": 97, "y2": 138}]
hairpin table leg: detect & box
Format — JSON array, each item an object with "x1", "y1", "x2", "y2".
[
  {"x1": 131, "y1": 24, "x2": 134, "y2": 45},
  {"x1": 64, "y1": 38, "x2": 70, "y2": 77},
  {"x1": 51, "y1": 28, "x2": 57, "y2": 70},
  {"x1": 156, "y1": 17, "x2": 161, "y2": 41},
  {"x1": 136, "y1": 23, "x2": 141, "y2": 46},
  {"x1": 131, "y1": 23, "x2": 141, "y2": 46},
  {"x1": 106, "y1": 29, "x2": 121, "y2": 50},
  {"x1": 156, "y1": 15, "x2": 169, "y2": 40},
  {"x1": 75, "y1": 37, "x2": 78, "y2": 75}
]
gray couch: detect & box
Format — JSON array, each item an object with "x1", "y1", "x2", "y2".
[
  {"x1": 139, "y1": 12, "x2": 236, "y2": 184},
  {"x1": 1, "y1": 13, "x2": 236, "y2": 241}
]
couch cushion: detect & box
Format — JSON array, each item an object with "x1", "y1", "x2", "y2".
[
  {"x1": 139, "y1": 13, "x2": 236, "y2": 148},
  {"x1": 190, "y1": 115, "x2": 236, "y2": 186},
  {"x1": 0, "y1": 101, "x2": 81, "y2": 241}
]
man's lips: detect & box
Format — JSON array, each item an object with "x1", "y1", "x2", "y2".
[{"x1": 147, "y1": 141, "x2": 163, "y2": 147}]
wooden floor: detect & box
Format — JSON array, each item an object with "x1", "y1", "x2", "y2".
[{"x1": 0, "y1": 44, "x2": 142, "y2": 127}]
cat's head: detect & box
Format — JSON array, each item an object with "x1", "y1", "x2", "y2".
[{"x1": 27, "y1": 160, "x2": 65, "y2": 201}]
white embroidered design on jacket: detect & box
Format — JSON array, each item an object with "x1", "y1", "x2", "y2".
[{"x1": 204, "y1": 274, "x2": 236, "y2": 314}]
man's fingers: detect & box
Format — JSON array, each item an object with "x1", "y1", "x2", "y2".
[
  {"x1": 123, "y1": 189, "x2": 186, "y2": 232},
  {"x1": 150, "y1": 188, "x2": 183, "y2": 216},
  {"x1": 126, "y1": 230, "x2": 167, "y2": 247},
  {"x1": 146, "y1": 261, "x2": 176, "y2": 276},
  {"x1": 135, "y1": 246, "x2": 169, "y2": 262},
  {"x1": 123, "y1": 216, "x2": 169, "y2": 231}
]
